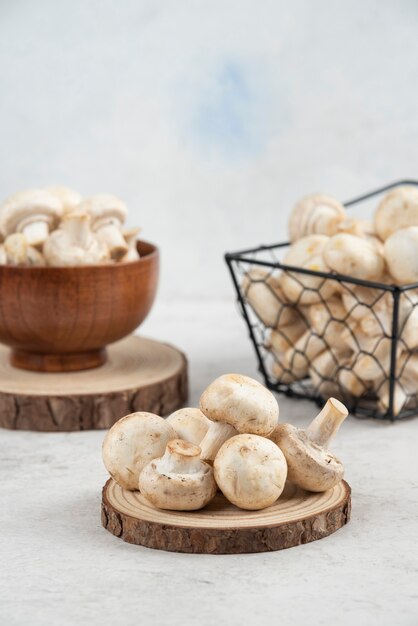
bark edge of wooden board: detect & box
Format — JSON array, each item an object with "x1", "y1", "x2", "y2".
[
  {"x1": 0, "y1": 336, "x2": 188, "y2": 431},
  {"x1": 101, "y1": 478, "x2": 351, "y2": 554}
]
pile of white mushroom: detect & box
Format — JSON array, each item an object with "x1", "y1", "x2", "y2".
[
  {"x1": 243, "y1": 186, "x2": 418, "y2": 416},
  {"x1": 0, "y1": 186, "x2": 141, "y2": 266},
  {"x1": 102, "y1": 373, "x2": 348, "y2": 511}
]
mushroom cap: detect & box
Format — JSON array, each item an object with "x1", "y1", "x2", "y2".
[
  {"x1": 200, "y1": 373, "x2": 279, "y2": 436},
  {"x1": 270, "y1": 423, "x2": 344, "y2": 492},
  {"x1": 323, "y1": 233, "x2": 385, "y2": 281},
  {"x1": 45, "y1": 186, "x2": 82, "y2": 214},
  {"x1": 384, "y1": 226, "x2": 418, "y2": 284},
  {"x1": 166, "y1": 407, "x2": 210, "y2": 445},
  {"x1": 288, "y1": 193, "x2": 346, "y2": 241},
  {"x1": 374, "y1": 186, "x2": 418, "y2": 241},
  {"x1": 0, "y1": 189, "x2": 63, "y2": 236},
  {"x1": 138, "y1": 439, "x2": 217, "y2": 511},
  {"x1": 43, "y1": 213, "x2": 110, "y2": 266},
  {"x1": 102, "y1": 412, "x2": 177, "y2": 490},
  {"x1": 214, "y1": 434, "x2": 287, "y2": 510},
  {"x1": 79, "y1": 194, "x2": 127, "y2": 225},
  {"x1": 280, "y1": 235, "x2": 336, "y2": 304}
]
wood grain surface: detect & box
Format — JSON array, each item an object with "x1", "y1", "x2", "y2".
[
  {"x1": 0, "y1": 336, "x2": 188, "y2": 431},
  {"x1": 0, "y1": 240, "x2": 159, "y2": 372},
  {"x1": 102, "y1": 478, "x2": 351, "y2": 554}
]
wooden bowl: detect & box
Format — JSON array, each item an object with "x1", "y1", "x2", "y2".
[{"x1": 0, "y1": 240, "x2": 159, "y2": 372}]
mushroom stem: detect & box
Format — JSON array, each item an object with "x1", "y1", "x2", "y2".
[
  {"x1": 20, "y1": 219, "x2": 50, "y2": 248},
  {"x1": 0, "y1": 243, "x2": 6, "y2": 264},
  {"x1": 61, "y1": 213, "x2": 92, "y2": 248},
  {"x1": 305, "y1": 397, "x2": 348, "y2": 448},
  {"x1": 95, "y1": 223, "x2": 128, "y2": 261},
  {"x1": 199, "y1": 422, "x2": 238, "y2": 462},
  {"x1": 157, "y1": 439, "x2": 202, "y2": 474},
  {"x1": 4, "y1": 233, "x2": 28, "y2": 265}
]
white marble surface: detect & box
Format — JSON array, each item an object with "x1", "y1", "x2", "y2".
[{"x1": 1, "y1": 301, "x2": 418, "y2": 626}]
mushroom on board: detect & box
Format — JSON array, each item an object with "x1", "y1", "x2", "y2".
[
  {"x1": 79, "y1": 194, "x2": 128, "y2": 261},
  {"x1": 214, "y1": 434, "x2": 287, "y2": 510},
  {"x1": 43, "y1": 212, "x2": 109, "y2": 266},
  {"x1": 102, "y1": 412, "x2": 177, "y2": 490},
  {"x1": 288, "y1": 193, "x2": 346, "y2": 241},
  {"x1": 139, "y1": 439, "x2": 217, "y2": 511},
  {"x1": 271, "y1": 397, "x2": 348, "y2": 492},
  {"x1": 0, "y1": 188, "x2": 63, "y2": 248},
  {"x1": 280, "y1": 235, "x2": 336, "y2": 304},
  {"x1": 374, "y1": 185, "x2": 418, "y2": 241},
  {"x1": 199, "y1": 373, "x2": 279, "y2": 462},
  {"x1": 166, "y1": 407, "x2": 210, "y2": 446},
  {"x1": 384, "y1": 227, "x2": 418, "y2": 284},
  {"x1": 323, "y1": 233, "x2": 385, "y2": 281},
  {"x1": 45, "y1": 186, "x2": 82, "y2": 215},
  {"x1": 241, "y1": 268, "x2": 297, "y2": 328}
]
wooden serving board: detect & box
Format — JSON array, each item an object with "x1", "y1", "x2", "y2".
[
  {"x1": 0, "y1": 336, "x2": 187, "y2": 431},
  {"x1": 102, "y1": 478, "x2": 351, "y2": 554}
]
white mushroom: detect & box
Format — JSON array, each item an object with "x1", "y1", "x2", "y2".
[
  {"x1": 384, "y1": 227, "x2": 418, "y2": 284},
  {"x1": 121, "y1": 227, "x2": 141, "y2": 262},
  {"x1": 102, "y1": 412, "x2": 177, "y2": 490},
  {"x1": 280, "y1": 235, "x2": 336, "y2": 304},
  {"x1": 308, "y1": 297, "x2": 351, "y2": 352},
  {"x1": 242, "y1": 268, "x2": 297, "y2": 328},
  {"x1": 323, "y1": 233, "x2": 385, "y2": 281},
  {"x1": 43, "y1": 212, "x2": 109, "y2": 266},
  {"x1": 341, "y1": 284, "x2": 388, "y2": 321},
  {"x1": 0, "y1": 244, "x2": 6, "y2": 265},
  {"x1": 376, "y1": 354, "x2": 418, "y2": 415},
  {"x1": 199, "y1": 373, "x2": 279, "y2": 462},
  {"x1": 309, "y1": 348, "x2": 351, "y2": 398},
  {"x1": 265, "y1": 316, "x2": 307, "y2": 354},
  {"x1": 0, "y1": 188, "x2": 63, "y2": 247},
  {"x1": 2, "y1": 233, "x2": 45, "y2": 266},
  {"x1": 283, "y1": 329, "x2": 327, "y2": 379},
  {"x1": 79, "y1": 194, "x2": 128, "y2": 260},
  {"x1": 351, "y1": 335, "x2": 401, "y2": 382},
  {"x1": 374, "y1": 185, "x2": 418, "y2": 241},
  {"x1": 359, "y1": 291, "x2": 418, "y2": 349},
  {"x1": 166, "y1": 407, "x2": 210, "y2": 446},
  {"x1": 288, "y1": 193, "x2": 346, "y2": 241},
  {"x1": 214, "y1": 434, "x2": 287, "y2": 510},
  {"x1": 45, "y1": 186, "x2": 82, "y2": 215},
  {"x1": 270, "y1": 359, "x2": 301, "y2": 384},
  {"x1": 338, "y1": 362, "x2": 369, "y2": 398},
  {"x1": 271, "y1": 397, "x2": 348, "y2": 492},
  {"x1": 138, "y1": 439, "x2": 217, "y2": 511},
  {"x1": 3, "y1": 233, "x2": 27, "y2": 266}
]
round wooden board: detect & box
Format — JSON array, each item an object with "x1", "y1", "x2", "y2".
[
  {"x1": 0, "y1": 336, "x2": 188, "y2": 431},
  {"x1": 102, "y1": 478, "x2": 351, "y2": 554}
]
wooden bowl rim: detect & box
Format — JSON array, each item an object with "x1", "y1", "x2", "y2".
[{"x1": 0, "y1": 239, "x2": 158, "y2": 273}]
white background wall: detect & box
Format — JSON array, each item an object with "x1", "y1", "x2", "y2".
[{"x1": 1, "y1": 0, "x2": 418, "y2": 302}]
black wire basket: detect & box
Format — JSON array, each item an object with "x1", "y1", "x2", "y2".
[{"x1": 225, "y1": 180, "x2": 418, "y2": 421}]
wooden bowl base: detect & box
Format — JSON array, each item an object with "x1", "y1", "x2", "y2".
[
  {"x1": 10, "y1": 347, "x2": 107, "y2": 372},
  {"x1": 102, "y1": 479, "x2": 351, "y2": 554},
  {"x1": 0, "y1": 336, "x2": 188, "y2": 431}
]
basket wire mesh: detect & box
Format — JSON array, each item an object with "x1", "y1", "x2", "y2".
[{"x1": 225, "y1": 180, "x2": 418, "y2": 420}]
